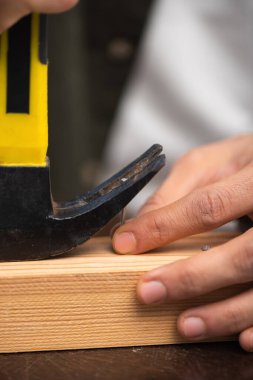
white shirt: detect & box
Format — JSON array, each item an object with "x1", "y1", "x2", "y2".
[{"x1": 100, "y1": 0, "x2": 253, "y2": 213}]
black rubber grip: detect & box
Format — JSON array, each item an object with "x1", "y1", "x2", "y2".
[
  {"x1": 7, "y1": 15, "x2": 31, "y2": 114},
  {"x1": 39, "y1": 14, "x2": 48, "y2": 64}
]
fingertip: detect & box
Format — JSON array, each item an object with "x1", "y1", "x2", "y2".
[
  {"x1": 25, "y1": 0, "x2": 79, "y2": 13},
  {"x1": 177, "y1": 312, "x2": 190, "y2": 338},
  {"x1": 110, "y1": 218, "x2": 134, "y2": 239},
  {"x1": 136, "y1": 280, "x2": 167, "y2": 305},
  {"x1": 136, "y1": 280, "x2": 147, "y2": 304},
  {"x1": 239, "y1": 330, "x2": 253, "y2": 352},
  {"x1": 177, "y1": 315, "x2": 186, "y2": 338},
  {"x1": 112, "y1": 231, "x2": 137, "y2": 254},
  {"x1": 177, "y1": 314, "x2": 207, "y2": 340}
]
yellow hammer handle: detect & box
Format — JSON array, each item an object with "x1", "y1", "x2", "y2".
[{"x1": 0, "y1": 14, "x2": 48, "y2": 166}]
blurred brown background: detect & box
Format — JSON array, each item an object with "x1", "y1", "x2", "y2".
[{"x1": 48, "y1": 0, "x2": 153, "y2": 201}]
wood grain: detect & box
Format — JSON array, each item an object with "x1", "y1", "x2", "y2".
[{"x1": 0, "y1": 232, "x2": 249, "y2": 353}]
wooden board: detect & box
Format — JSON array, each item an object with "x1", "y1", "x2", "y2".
[{"x1": 0, "y1": 232, "x2": 249, "y2": 353}]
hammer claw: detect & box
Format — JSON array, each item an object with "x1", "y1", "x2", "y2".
[{"x1": 0, "y1": 145, "x2": 165, "y2": 261}]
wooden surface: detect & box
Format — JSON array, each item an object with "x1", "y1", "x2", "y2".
[
  {"x1": 0, "y1": 232, "x2": 250, "y2": 353},
  {"x1": 0, "y1": 342, "x2": 251, "y2": 380}
]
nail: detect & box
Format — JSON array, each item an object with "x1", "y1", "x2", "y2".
[
  {"x1": 113, "y1": 232, "x2": 137, "y2": 254},
  {"x1": 138, "y1": 281, "x2": 167, "y2": 304},
  {"x1": 110, "y1": 223, "x2": 121, "y2": 238},
  {"x1": 110, "y1": 219, "x2": 134, "y2": 238},
  {"x1": 182, "y1": 317, "x2": 206, "y2": 339}
]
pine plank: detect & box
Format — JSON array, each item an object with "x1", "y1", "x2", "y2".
[{"x1": 0, "y1": 232, "x2": 249, "y2": 353}]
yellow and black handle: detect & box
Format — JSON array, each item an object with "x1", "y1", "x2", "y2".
[
  {"x1": 0, "y1": 13, "x2": 167, "y2": 263},
  {"x1": 0, "y1": 14, "x2": 48, "y2": 166}
]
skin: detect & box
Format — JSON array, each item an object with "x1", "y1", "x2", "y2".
[
  {"x1": 0, "y1": 0, "x2": 78, "y2": 33},
  {"x1": 112, "y1": 134, "x2": 253, "y2": 351}
]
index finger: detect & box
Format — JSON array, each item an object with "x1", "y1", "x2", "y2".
[{"x1": 112, "y1": 164, "x2": 253, "y2": 254}]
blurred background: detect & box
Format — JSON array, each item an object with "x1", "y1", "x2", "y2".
[
  {"x1": 48, "y1": 0, "x2": 153, "y2": 202},
  {"x1": 48, "y1": 0, "x2": 253, "y2": 213}
]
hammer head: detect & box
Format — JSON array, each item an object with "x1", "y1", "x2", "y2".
[{"x1": 0, "y1": 144, "x2": 165, "y2": 261}]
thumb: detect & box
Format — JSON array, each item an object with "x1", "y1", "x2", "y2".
[
  {"x1": 0, "y1": 0, "x2": 78, "y2": 33},
  {"x1": 24, "y1": 0, "x2": 79, "y2": 13}
]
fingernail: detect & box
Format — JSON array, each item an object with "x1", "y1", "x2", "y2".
[
  {"x1": 113, "y1": 232, "x2": 137, "y2": 254},
  {"x1": 138, "y1": 281, "x2": 167, "y2": 304},
  {"x1": 182, "y1": 317, "x2": 206, "y2": 339}
]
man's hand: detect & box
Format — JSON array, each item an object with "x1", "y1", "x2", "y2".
[
  {"x1": 112, "y1": 134, "x2": 253, "y2": 351},
  {"x1": 0, "y1": 0, "x2": 78, "y2": 33}
]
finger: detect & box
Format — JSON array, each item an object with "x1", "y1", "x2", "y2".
[
  {"x1": 0, "y1": 0, "x2": 78, "y2": 33},
  {"x1": 24, "y1": 0, "x2": 79, "y2": 13},
  {"x1": 110, "y1": 219, "x2": 133, "y2": 238},
  {"x1": 176, "y1": 288, "x2": 253, "y2": 341},
  {"x1": 239, "y1": 328, "x2": 253, "y2": 352},
  {"x1": 139, "y1": 135, "x2": 253, "y2": 216},
  {"x1": 136, "y1": 229, "x2": 253, "y2": 304},
  {"x1": 139, "y1": 149, "x2": 217, "y2": 216},
  {"x1": 113, "y1": 164, "x2": 253, "y2": 254},
  {"x1": 138, "y1": 164, "x2": 208, "y2": 216}
]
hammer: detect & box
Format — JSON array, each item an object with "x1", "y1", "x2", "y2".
[{"x1": 0, "y1": 14, "x2": 165, "y2": 261}]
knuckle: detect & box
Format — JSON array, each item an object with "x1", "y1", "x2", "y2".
[
  {"x1": 149, "y1": 213, "x2": 169, "y2": 246},
  {"x1": 233, "y1": 233, "x2": 253, "y2": 278},
  {"x1": 176, "y1": 263, "x2": 199, "y2": 297},
  {"x1": 222, "y1": 305, "x2": 244, "y2": 334},
  {"x1": 192, "y1": 189, "x2": 228, "y2": 228}
]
